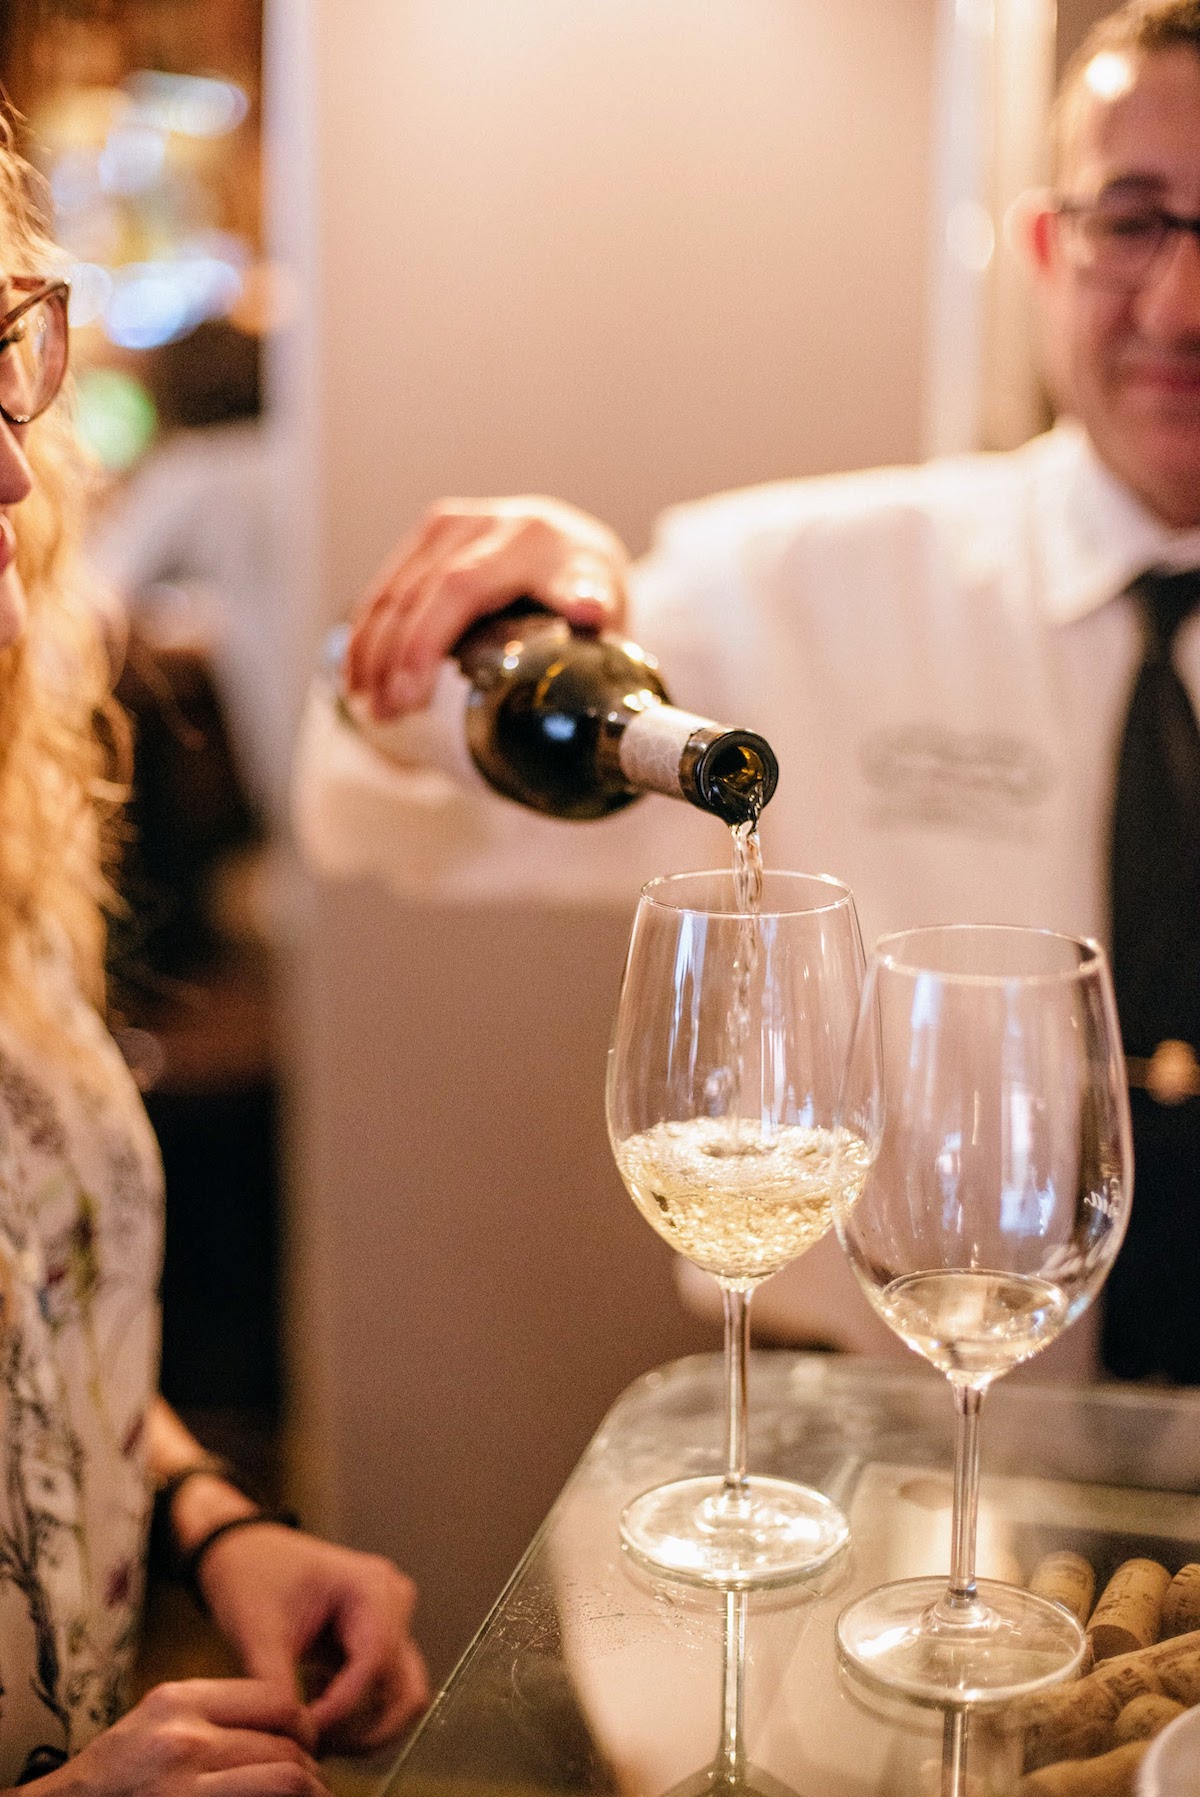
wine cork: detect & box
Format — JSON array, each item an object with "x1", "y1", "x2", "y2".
[
  {"x1": 1154, "y1": 1649, "x2": 1200, "y2": 1705},
  {"x1": 1030, "y1": 1551, "x2": 1097, "y2": 1625},
  {"x1": 1015, "y1": 1739, "x2": 1148, "y2": 1796},
  {"x1": 1161, "y1": 1563, "x2": 1200, "y2": 1639},
  {"x1": 1014, "y1": 1627, "x2": 1200, "y2": 1770},
  {"x1": 1086, "y1": 1559, "x2": 1171, "y2": 1661},
  {"x1": 1018, "y1": 1652, "x2": 1163, "y2": 1770},
  {"x1": 1111, "y1": 1691, "x2": 1185, "y2": 1744}
]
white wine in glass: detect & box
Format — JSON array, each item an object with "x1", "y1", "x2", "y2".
[
  {"x1": 607, "y1": 868, "x2": 866, "y2": 1588},
  {"x1": 832, "y1": 924, "x2": 1132, "y2": 1705}
]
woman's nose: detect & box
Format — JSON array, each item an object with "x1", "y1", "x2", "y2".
[{"x1": 0, "y1": 417, "x2": 33, "y2": 506}]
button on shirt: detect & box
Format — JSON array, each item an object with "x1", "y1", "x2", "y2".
[{"x1": 293, "y1": 419, "x2": 1200, "y2": 1375}]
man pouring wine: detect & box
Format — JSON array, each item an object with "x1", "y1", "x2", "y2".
[{"x1": 296, "y1": 0, "x2": 1200, "y2": 1385}]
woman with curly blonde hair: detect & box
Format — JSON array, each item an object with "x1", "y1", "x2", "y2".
[
  {"x1": 0, "y1": 127, "x2": 116, "y2": 1035},
  {"x1": 0, "y1": 121, "x2": 426, "y2": 1796}
]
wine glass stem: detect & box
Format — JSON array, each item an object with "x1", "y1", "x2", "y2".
[
  {"x1": 718, "y1": 1589, "x2": 749, "y2": 1782},
  {"x1": 721, "y1": 1283, "x2": 752, "y2": 1498},
  {"x1": 947, "y1": 1381, "x2": 984, "y2": 1610},
  {"x1": 941, "y1": 1708, "x2": 969, "y2": 1797}
]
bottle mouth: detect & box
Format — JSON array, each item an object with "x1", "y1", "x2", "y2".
[{"x1": 690, "y1": 730, "x2": 779, "y2": 824}]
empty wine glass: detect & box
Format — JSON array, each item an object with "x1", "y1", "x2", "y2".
[
  {"x1": 606, "y1": 869, "x2": 865, "y2": 1588},
  {"x1": 832, "y1": 924, "x2": 1132, "y2": 1705}
]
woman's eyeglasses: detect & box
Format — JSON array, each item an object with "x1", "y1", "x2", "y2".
[{"x1": 0, "y1": 279, "x2": 69, "y2": 427}]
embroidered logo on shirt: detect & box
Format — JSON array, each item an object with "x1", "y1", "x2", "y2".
[{"x1": 860, "y1": 725, "x2": 1055, "y2": 836}]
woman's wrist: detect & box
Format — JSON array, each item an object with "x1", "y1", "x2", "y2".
[
  {"x1": 150, "y1": 1458, "x2": 303, "y2": 1612},
  {"x1": 149, "y1": 1458, "x2": 261, "y2": 1589},
  {"x1": 168, "y1": 1470, "x2": 260, "y2": 1557},
  {"x1": 183, "y1": 1509, "x2": 302, "y2": 1608}
]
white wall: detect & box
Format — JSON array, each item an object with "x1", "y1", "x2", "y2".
[
  {"x1": 282, "y1": 0, "x2": 937, "y2": 592},
  {"x1": 923, "y1": 0, "x2": 1056, "y2": 456},
  {"x1": 266, "y1": 0, "x2": 953, "y2": 1683}
]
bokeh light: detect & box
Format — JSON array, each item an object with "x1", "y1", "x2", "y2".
[{"x1": 74, "y1": 365, "x2": 158, "y2": 470}]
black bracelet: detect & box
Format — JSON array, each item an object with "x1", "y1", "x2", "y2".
[
  {"x1": 149, "y1": 1458, "x2": 239, "y2": 1583},
  {"x1": 182, "y1": 1509, "x2": 302, "y2": 1612}
]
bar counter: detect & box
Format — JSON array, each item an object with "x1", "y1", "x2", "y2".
[{"x1": 382, "y1": 1352, "x2": 1200, "y2": 1796}]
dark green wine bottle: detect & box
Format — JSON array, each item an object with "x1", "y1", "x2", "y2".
[
  {"x1": 326, "y1": 602, "x2": 778, "y2": 826},
  {"x1": 452, "y1": 601, "x2": 778, "y2": 824}
]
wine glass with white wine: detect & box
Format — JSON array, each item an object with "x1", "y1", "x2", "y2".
[
  {"x1": 606, "y1": 868, "x2": 866, "y2": 1589},
  {"x1": 832, "y1": 924, "x2": 1132, "y2": 1705}
]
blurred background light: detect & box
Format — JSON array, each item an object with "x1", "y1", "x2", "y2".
[
  {"x1": 66, "y1": 261, "x2": 115, "y2": 327},
  {"x1": 124, "y1": 71, "x2": 249, "y2": 139},
  {"x1": 98, "y1": 121, "x2": 166, "y2": 194},
  {"x1": 105, "y1": 253, "x2": 244, "y2": 349},
  {"x1": 74, "y1": 365, "x2": 158, "y2": 471},
  {"x1": 50, "y1": 146, "x2": 101, "y2": 214},
  {"x1": 24, "y1": 59, "x2": 258, "y2": 368},
  {"x1": 55, "y1": 194, "x2": 125, "y2": 267}
]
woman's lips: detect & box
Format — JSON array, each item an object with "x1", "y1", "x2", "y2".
[{"x1": 0, "y1": 516, "x2": 13, "y2": 576}]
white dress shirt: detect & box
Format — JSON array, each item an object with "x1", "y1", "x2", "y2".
[{"x1": 293, "y1": 418, "x2": 1200, "y2": 1374}]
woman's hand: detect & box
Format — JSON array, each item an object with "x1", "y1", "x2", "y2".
[
  {"x1": 33, "y1": 1679, "x2": 326, "y2": 1797},
  {"x1": 197, "y1": 1525, "x2": 429, "y2": 1756},
  {"x1": 346, "y1": 496, "x2": 631, "y2": 720},
  {"x1": 146, "y1": 1402, "x2": 428, "y2": 1757}
]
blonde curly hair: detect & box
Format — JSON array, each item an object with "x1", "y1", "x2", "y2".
[{"x1": 0, "y1": 115, "x2": 123, "y2": 1032}]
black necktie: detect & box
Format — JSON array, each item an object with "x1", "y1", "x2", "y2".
[{"x1": 1102, "y1": 567, "x2": 1200, "y2": 1381}]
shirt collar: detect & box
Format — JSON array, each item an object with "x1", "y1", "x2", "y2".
[{"x1": 1036, "y1": 418, "x2": 1200, "y2": 626}]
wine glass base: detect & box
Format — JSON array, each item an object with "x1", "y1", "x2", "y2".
[
  {"x1": 835, "y1": 1577, "x2": 1085, "y2": 1707},
  {"x1": 619, "y1": 1474, "x2": 849, "y2": 1590},
  {"x1": 660, "y1": 1763, "x2": 803, "y2": 1797}
]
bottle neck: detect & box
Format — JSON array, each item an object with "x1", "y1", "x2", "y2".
[
  {"x1": 681, "y1": 724, "x2": 779, "y2": 825},
  {"x1": 617, "y1": 705, "x2": 778, "y2": 825},
  {"x1": 614, "y1": 702, "x2": 712, "y2": 801}
]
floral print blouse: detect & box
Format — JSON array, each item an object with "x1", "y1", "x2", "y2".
[{"x1": 0, "y1": 942, "x2": 163, "y2": 1786}]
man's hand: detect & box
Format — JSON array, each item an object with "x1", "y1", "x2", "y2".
[
  {"x1": 346, "y1": 496, "x2": 631, "y2": 720},
  {"x1": 33, "y1": 1679, "x2": 326, "y2": 1796},
  {"x1": 196, "y1": 1525, "x2": 430, "y2": 1755}
]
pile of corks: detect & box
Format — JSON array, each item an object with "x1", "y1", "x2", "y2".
[{"x1": 1011, "y1": 1550, "x2": 1200, "y2": 1794}]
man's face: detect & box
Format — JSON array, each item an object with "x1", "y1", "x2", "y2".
[{"x1": 1034, "y1": 46, "x2": 1200, "y2": 528}]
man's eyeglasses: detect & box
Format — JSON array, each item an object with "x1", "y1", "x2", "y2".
[
  {"x1": 0, "y1": 279, "x2": 69, "y2": 427},
  {"x1": 1055, "y1": 199, "x2": 1200, "y2": 289}
]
